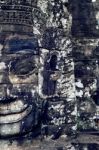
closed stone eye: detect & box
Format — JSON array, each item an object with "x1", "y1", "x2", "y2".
[{"x1": 10, "y1": 59, "x2": 36, "y2": 76}]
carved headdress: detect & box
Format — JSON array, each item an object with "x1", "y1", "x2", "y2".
[{"x1": 0, "y1": 0, "x2": 37, "y2": 34}]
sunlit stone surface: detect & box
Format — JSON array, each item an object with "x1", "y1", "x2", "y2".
[
  {"x1": 0, "y1": 0, "x2": 76, "y2": 139},
  {"x1": 0, "y1": 0, "x2": 99, "y2": 150}
]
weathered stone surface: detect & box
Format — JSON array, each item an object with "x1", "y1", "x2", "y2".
[{"x1": 0, "y1": 0, "x2": 99, "y2": 149}]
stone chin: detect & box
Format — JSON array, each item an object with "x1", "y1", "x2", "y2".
[{"x1": 0, "y1": 99, "x2": 39, "y2": 137}]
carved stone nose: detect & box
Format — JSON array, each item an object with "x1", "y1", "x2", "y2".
[
  {"x1": 0, "y1": 84, "x2": 13, "y2": 101},
  {"x1": 0, "y1": 72, "x2": 10, "y2": 84},
  {"x1": 0, "y1": 71, "x2": 13, "y2": 99}
]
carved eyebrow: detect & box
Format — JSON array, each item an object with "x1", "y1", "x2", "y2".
[{"x1": 5, "y1": 38, "x2": 39, "y2": 54}]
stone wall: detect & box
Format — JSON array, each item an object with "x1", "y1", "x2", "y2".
[
  {"x1": 71, "y1": 0, "x2": 99, "y2": 132},
  {"x1": 0, "y1": 0, "x2": 99, "y2": 149},
  {"x1": 37, "y1": 0, "x2": 76, "y2": 138}
]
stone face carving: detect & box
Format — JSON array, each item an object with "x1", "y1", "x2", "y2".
[
  {"x1": 0, "y1": 0, "x2": 99, "y2": 148},
  {"x1": 0, "y1": 34, "x2": 41, "y2": 136},
  {"x1": 0, "y1": 0, "x2": 76, "y2": 138}
]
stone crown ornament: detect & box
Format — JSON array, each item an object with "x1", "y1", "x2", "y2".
[{"x1": 0, "y1": 0, "x2": 37, "y2": 34}]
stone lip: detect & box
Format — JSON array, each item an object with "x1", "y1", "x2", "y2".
[
  {"x1": 0, "y1": 105, "x2": 32, "y2": 124},
  {"x1": 0, "y1": 97, "x2": 40, "y2": 137},
  {"x1": 0, "y1": 99, "x2": 29, "y2": 115},
  {"x1": 0, "y1": 108, "x2": 39, "y2": 137}
]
